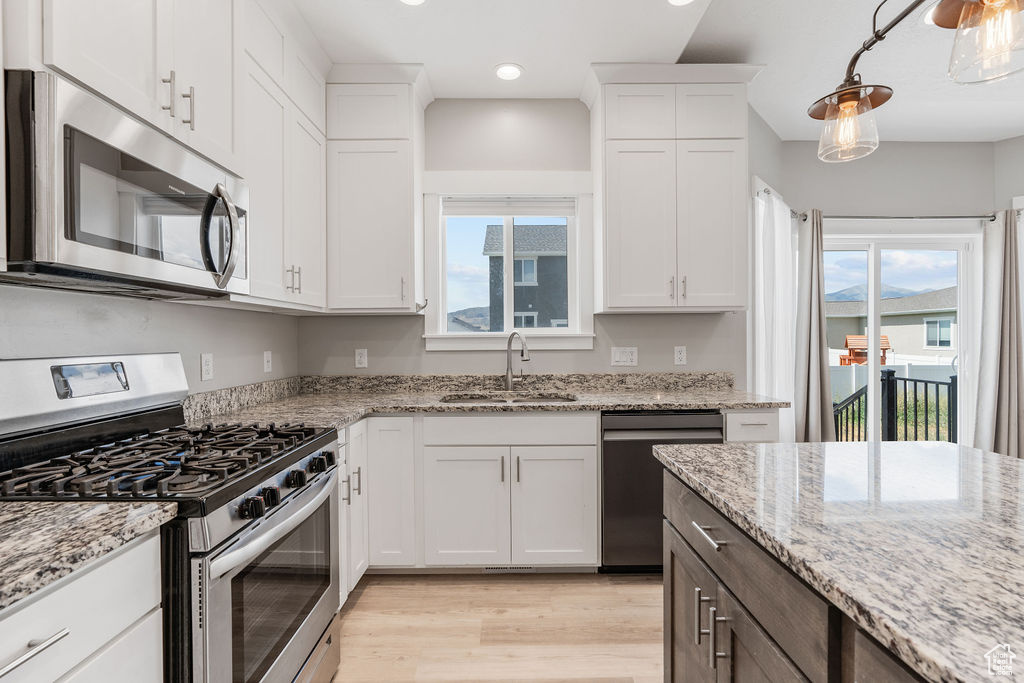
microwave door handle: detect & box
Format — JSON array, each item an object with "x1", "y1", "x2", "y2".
[
  {"x1": 208, "y1": 471, "x2": 336, "y2": 581},
  {"x1": 211, "y1": 183, "x2": 241, "y2": 289}
]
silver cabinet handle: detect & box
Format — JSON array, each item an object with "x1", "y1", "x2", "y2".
[
  {"x1": 0, "y1": 628, "x2": 71, "y2": 677},
  {"x1": 681, "y1": 275, "x2": 687, "y2": 298},
  {"x1": 516, "y1": 455, "x2": 521, "y2": 483},
  {"x1": 401, "y1": 276, "x2": 406, "y2": 302},
  {"x1": 740, "y1": 422, "x2": 769, "y2": 427},
  {"x1": 693, "y1": 587, "x2": 711, "y2": 644},
  {"x1": 354, "y1": 466, "x2": 362, "y2": 495},
  {"x1": 296, "y1": 265, "x2": 302, "y2": 294},
  {"x1": 708, "y1": 606, "x2": 727, "y2": 669},
  {"x1": 691, "y1": 521, "x2": 725, "y2": 552},
  {"x1": 669, "y1": 276, "x2": 675, "y2": 299},
  {"x1": 285, "y1": 265, "x2": 295, "y2": 292},
  {"x1": 342, "y1": 477, "x2": 351, "y2": 504},
  {"x1": 500, "y1": 455, "x2": 505, "y2": 483},
  {"x1": 161, "y1": 70, "x2": 176, "y2": 117},
  {"x1": 181, "y1": 85, "x2": 195, "y2": 130}
]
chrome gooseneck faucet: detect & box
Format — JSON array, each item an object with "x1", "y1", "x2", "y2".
[{"x1": 505, "y1": 331, "x2": 531, "y2": 391}]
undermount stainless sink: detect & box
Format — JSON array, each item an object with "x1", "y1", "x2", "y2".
[{"x1": 440, "y1": 392, "x2": 579, "y2": 405}]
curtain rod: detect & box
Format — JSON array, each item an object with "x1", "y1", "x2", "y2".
[{"x1": 791, "y1": 212, "x2": 997, "y2": 222}]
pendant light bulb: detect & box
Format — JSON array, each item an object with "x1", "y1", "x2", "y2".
[
  {"x1": 816, "y1": 90, "x2": 880, "y2": 163},
  {"x1": 949, "y1": 0, "x2": 1024, "y2": 82}
]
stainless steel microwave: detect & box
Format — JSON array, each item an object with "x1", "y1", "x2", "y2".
[{"x1": 3, "y1": 70, "x2": 249, "y2": 299}]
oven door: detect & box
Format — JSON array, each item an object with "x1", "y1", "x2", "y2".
[
  {"x1": 29, "y1": 72, "x2": 249, "y2": 295},
  {"x1": 194, "y1": 471, "x2": 338, "y2": 683}
]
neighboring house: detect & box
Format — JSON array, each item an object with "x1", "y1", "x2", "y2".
[
  {"x1": 825, "y1": 286, "x2": 958, "y2": 360},
  {"x1": 482, "y1": 225, "x2": 569, "y2": 331}
]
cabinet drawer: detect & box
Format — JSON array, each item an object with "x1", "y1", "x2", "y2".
[
  {"x1": 0, "y1": 534, "x2": 161, "y2": 683},
  {"x1": 59, "y1": 609, "x2": 162, "y2": 682},
  {"x1": 725, "y1": 410, "x2": 779, "y2": 442},
  {"x1": 422, "y1": 414, "x2": 598, "y2": 446},
  {"x1": 664, "y1": 473, "x2": 830, "y2": 682}
]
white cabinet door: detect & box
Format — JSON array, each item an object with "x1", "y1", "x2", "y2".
[
  {"x1": 242, "y1": 59, "x2": 288, "y2": 301},
  {"x1": 604, "y1": 140, "x2": 678, "y2": 309},
  {"x1": 171, "y1": 0, "x2": 240, "y2": 170},
  {"x1": 676, "y1": 139, "x2": 747, "y2": 308},
  {"x1": 676, "y1": 84, "x2": 747, "y2": 139},
  {"x1": 423, "y1": 447, "x2": 510, "y2": 566},
  {"x1": 367, "y1": 417, "x2": 415, "y2": 567},
  {"x1": 511, "y1": 446, "x2": 598, "y2": 566},
  {"x1": 285, "y1": 110, "x2": 327, "y2": 306},
  {"x1": 336, "y1": 451, "x2": 350, "y2": 609},
  {"x1": 59, "y1": 609, "x2": 162, "y2": 683},
  {"x1": 326, "y1": 140, "x2": 414, "y2": 310},
  {"x1": 347, "y1": 421, "x2": 369, "y2": 590},
  {"x1": 604, "y1": 84, "x2": 676, "y2": 139},
  {"x1": 326, "y1": 84, "x2": 411, "y2": 140},
  {"x1": 44, "y1": 0, "x2": 172, "y2": 132}
]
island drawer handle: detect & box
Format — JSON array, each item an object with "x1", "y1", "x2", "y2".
[
  {"x1": 708, "y1": 606, "x2": 728, "y2": 669},
  {"x1": 691, "y1": 521, "x2": 726, "y2": 552},
  {"x1": 740, "y1": 422, "x2": 769, "y2": 427},
  {"x1": 693, "y1": 587, "x2": 711, "y2": 645},
  {"x1": 0, "y1": 628, "x2": 70, "y2": 677}
]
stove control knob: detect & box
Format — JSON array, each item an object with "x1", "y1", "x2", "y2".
[
  {"x1": 323, "y1": 450, "x2": 337, "y2": 467},
  {"x1": 239, "y1": 496, "x2": 266, "y2": 519},
  {"x1": 308, "y1": 455, "x2": 328, "y2": 474},
  {"x1": 260, "y1": 486, "x2": 281, "y2": 508},
  {"x1": 286, "y1": 469, "x2": 308, "y2": 488}
]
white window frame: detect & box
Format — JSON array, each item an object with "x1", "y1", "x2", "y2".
[
  {"x1": 923, "y1": 317, "x2": 955, "y2": 349},
  {"x1": 514, "y1": 257, "x2": 538, "y2": 286},
  {"x1": 513, "y1": 311, "x2": 539, "y2": 328},
  {"x1": 824, "y1": 220, "x2": 981, "y2": 443},
  {"x1": 422, "y1": 193, "x2": 595, "y2": 351}
]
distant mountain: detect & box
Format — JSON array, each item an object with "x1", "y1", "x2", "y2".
[
  {"x1": 825, "y1": 284, "x2": 924, "y2": 302},
  {"x1": 447, "y1": 307, "x2": 490, "y2": 331}
]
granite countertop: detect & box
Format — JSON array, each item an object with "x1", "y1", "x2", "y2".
[
  {"x1": 654, "y1": 441, "x2": 1024, "y2": 683},
  {"x1": 0, "y1": 501, "x2": 177, "y2": 612},
  {"x1": 194, "y1": 386, "x2": 787, "y2": 430}
]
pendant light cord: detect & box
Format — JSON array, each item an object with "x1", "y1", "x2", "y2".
[{"x1": 843, "y1": 0, "x2": 928, "y2": 85}]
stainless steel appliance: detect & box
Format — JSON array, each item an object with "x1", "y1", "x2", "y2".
[
  {"x1": 0, "y1": 353, "x2": 339, "y2": 683},
  {"x1": 601, "y1": 411, "x2": 724, "y2": 570},
  {"x1": 3, "y1": 70, "x2": 248, "y2": 299}
]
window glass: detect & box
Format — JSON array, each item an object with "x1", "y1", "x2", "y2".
[
  {"x1": 445, "y1": 216, "x2": 503, "y2": 333},
  {"x1": 512, "y1": 217, "x2": 568, "y2": 330},
  {"x1": 926, "y1": 321, "x2": 939, "y2": 347}
]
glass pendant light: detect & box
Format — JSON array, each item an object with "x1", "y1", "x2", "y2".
[
  {"x1": 945, "y1": 0, "x2": 1024, "y2": 82},
  {"x1": 809, "y1": 80, "x2": 892, "y2": 163}
]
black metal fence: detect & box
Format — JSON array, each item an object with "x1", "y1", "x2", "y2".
[{"x1": 833, "y1": 369, "x2": 958, "y2": 442}]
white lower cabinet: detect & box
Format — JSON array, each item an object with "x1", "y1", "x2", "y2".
[
  {"x1": 346, "y1": 420, "x2": 369, "y2": 590},
  {"x1": 423, "y1": 446, "x2": 512, "y2": 566},
  {"x1": 337, "y1": 445, "x2": 350, "y2": 609},
  {"x1": 59, "y1": 610, "x2": 162, "y2": 683},
  {"x1": 511, "y1": 446, "x2": 598, "y2": 566},
  {"x1": 367, "y1": 417, "x2": 416, "y2": 566}
]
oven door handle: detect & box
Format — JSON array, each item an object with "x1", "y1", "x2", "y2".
[
  {"x1": 209, "y1": 471, "x2": 336, "y2": 581},
  {"x1": 211, "y1": 182, "x2": 241, "y2": 290}
]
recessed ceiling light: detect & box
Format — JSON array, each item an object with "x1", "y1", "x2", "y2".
[
  {"x1": 400, "y1": 0, "x2": 425, "y2": 5},
  {"x1": 495, "y1": 63, "x2": 523, "y2": 81},
  {"x1": 667, "y1": 0, "x2": 696, "y2": 5}
]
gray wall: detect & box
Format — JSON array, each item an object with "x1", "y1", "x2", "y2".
[
  {"x1": 748, "y1": 107, "x2": 785, "y2": 193},
  {"x1": 994, "y1": 134, "x2": 1024, "y2": 209},
  {"x1": 0, "y1": 287, "x2": 299, "y2": 392}
]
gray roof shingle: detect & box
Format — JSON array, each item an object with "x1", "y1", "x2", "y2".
[
  {"x1": 482, "y1": 225, "x2": 567, "y2": 256},
  {"x1": 826, "y1": 286, "x2": 957, "y2": 317}
]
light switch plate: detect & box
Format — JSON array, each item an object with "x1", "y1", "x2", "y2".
[
  {"x1": 611, "y1": 347, "x2": 638, "y2": 367},
  {"x1": 674, "y1": 346, "x2": 687, "y2": 366},
  {"x1": 264, "y1": 351, "x2": 273, "y2": 373},
  {"x1": 200, "y1": 353, "x2": 214, "y2": 381},
  {"x1": 355, "y1": 349, "x2": 368, "y2": 368}
]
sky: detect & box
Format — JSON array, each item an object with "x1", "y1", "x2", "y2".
[
  {"x1": 445, "y1": 216, "x2": 566, "y2": 313},
  {"x1": 823, "y1": 249, "x2": 959, "y2": 296}
]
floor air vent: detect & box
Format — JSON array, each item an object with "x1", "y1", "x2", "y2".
[{"x1": 483, "y1": 566, "x2": 536, "y2": 574}]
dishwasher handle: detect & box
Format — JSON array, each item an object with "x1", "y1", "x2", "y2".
[{"x1": 602, "y1": 429, "x2": 723, "y2": 442}]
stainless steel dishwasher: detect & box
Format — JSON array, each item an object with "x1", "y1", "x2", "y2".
[{"x1": 601, "y1": 411, "x2": 724, "y2": 571}]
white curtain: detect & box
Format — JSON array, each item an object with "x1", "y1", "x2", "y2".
[
  {"x1": 974, "y1": 210, "x2": 1024, "y2": 457},
  {"x1": 794, "y1": 209, "x2": 836, "y2": 442},
  {"x1": 752, "y1": 189, "x2": 796, "y2": 441}
]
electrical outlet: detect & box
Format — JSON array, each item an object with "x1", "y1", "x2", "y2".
[
  {"x1": 611, "y1": 347, "x2": 638, "y2": 367},
  {"x1": 355, "y1": 349, "x2": 368, "y2": 369},
  {"x1": 264, "y1": 351, "x2": 273, "y2": 373},
  {"x1": 674, "y1": 346, "x2": 688, "y2": 366},
  {"x1": 200, "y1": 353, "x2": 214, "y2": 381}
]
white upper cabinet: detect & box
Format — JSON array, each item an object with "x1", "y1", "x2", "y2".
[
  {"x1": 604, "y1": 140, "x2": 678, "y2": 308},
  {"x1": 676, "y1": 84, "x2": 747, "y2": 139},
  {"x1": 676, "y1": 139, "x2": 747, "y2": 307},
  {"x1": 327, "y1": 139, "x2": 415, "y2": 310},
  {"x1": 44, "y1": 0, "x2": 172, "y2": 133},
  {"x1": 326, "y1": 84, "x2": 412, "y2": 140},
  {"x1": 604, "y1": 84, "x2": 676, "y2": 139},
  {"x1": 285, "y1": 111, "x2": 326, "y2": 306}
]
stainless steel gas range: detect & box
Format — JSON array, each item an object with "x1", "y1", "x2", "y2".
[{"x1": 0, "y1": 353, "x2": 341, "y2": 683}]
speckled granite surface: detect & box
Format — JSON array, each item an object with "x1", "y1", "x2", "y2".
[
  {"x1": 654, "y1": 441, "x2": 1024, "y2": 683},
  {"x1": 0, "y1": 501, "x2": 177, "y2": 612},
  {"x1": 183, "y1": 377, "x2": 303, "y2": 424}
]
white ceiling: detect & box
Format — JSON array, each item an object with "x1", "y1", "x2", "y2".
[
  {"x1": 292, "y1": 0, "x2": 712, "y2": 99},
  {"x1": 680, "y1": 0, "x2": 1024, "y2": 142}
]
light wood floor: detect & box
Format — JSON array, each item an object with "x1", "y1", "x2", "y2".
[{"x1": 333, "y1": 573, "x2": 664, "y2": 683}]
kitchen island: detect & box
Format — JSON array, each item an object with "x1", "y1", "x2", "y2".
[{"x1": 654, "y1": 441, "x2": 1024, "y2": 683}]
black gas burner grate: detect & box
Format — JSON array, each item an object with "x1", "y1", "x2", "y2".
[{"x1": 0, "y1": 422, "x2": 320, "y2": 499}]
